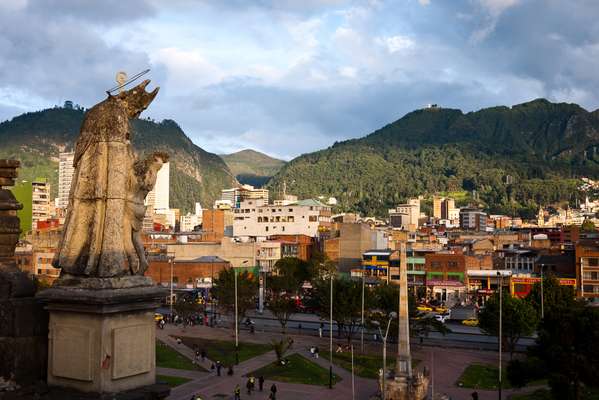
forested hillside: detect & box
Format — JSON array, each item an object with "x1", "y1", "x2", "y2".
[
  {"x1": 221, "y1": 149, "x2": 285, "y2": 187},
  {"x1": 269, "y1": 99, "x2": 599, "y2": 218},
  {"x1": 0, "y1": 107, "x2": 236, "y2": 212}
]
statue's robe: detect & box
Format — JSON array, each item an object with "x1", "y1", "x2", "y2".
[{"x1": 55, "y1": 97, "x2": 136, "y2": 277}]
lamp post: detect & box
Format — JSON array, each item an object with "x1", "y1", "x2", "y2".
[
  {"x1": 169, "y1": 252, "x2": 175, "y2": 316},
  {"x1": 361, "y1": 269, "x2": 365, "y2": 353},
  {"x1": 329, "y1": 272, "x2": 333, "y2": 389},
  {"x1": 234, "y1": 260, "x2": 248, "y2": 365},
  {"x1": 373, "y1": 312, "x2": 397, "y2": 397},
  {"x1": 497, "y1": 270, "x2": 503, "y2": 400},
  {"x1": 540, "y1": 264, "x2": 545, "y2": 319}
]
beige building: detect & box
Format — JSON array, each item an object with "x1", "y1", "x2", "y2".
[
  {"x1": 389, "y1": 198, "x2": 420, "y2": 231},
  {"x1": 256, "y1": 241, "x2": 281, "y2": 272},
  {"x1": 58, "y1": 151, "x2": 75, "y2": 209},
  {"x1": 221, "y1": 185, "x2": 269, "y2": 208},
  {"x1": 32, "y1": 179, "x2": 51, "y2": 227},
  {"x1": 232, "y1": 199, "x2": 331, "y2": 239}
]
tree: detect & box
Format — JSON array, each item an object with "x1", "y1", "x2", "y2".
[
  {"x1": 212, "y1": 268, "x2": 258, "y2": 329},
  {"x1": 271, "y1": 337, "x2": 294, "y2": 365},
  {"x1": 478, "y1": 292, "x2": 538, "y2": 358},
  {"x1": 526, "y1": 274, "x2": 576, "y2": 318},
  {"x1": 581, "y1": 219, "x2": 596, "y2": 232},
  {"x1": 307, "y1": 249, "x2": 337, "y2": 282},
  {"x1": 173, "y1": 293, "x2": 200, "y2": 323},
  {"x1": 313, "y1": 278, "x2": 367, "y2": 345},
  {"x1": 531, "y1": 304, "x2": 599, "y2": 399},
  {"x1": 267, "y1": 257, "x2": 308, "y2": 332}
]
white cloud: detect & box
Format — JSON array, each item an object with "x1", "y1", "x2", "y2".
[
  {"x1": 338, "y1": 66, "x2": 357, "y2": 78},
  {"x1": 470, "y1": 0, "x2": 520, "y2": 43},
  {"x1": 379, "y1": 35, "x2": 415, "y2": 53},
  {"x1": 418, "y1": 0, "x2": 431, "y2": 5},
  {"x1": 152, "y1": 47, "x2": 224, "y2": 89}
]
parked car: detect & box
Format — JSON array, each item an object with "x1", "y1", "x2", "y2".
[
  {"x1": 417, "y1": 304, "x2": 433, "y2": 312},
  {"x1": 462, "y1": 318, "x2": 479, "y2": 327},
  {"x1": 154, "y1": 313, "x2": 164, "y2": 322}
]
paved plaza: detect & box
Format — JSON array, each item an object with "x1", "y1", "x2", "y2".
[{"x1": 157, "y1": 324, "x2": 545, "y2": 400}]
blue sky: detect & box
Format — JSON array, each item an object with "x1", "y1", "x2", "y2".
[{"x1": 1, "y1": 0, "x2": 599, "y2": 159}]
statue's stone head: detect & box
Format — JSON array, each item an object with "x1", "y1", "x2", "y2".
[{"x1": 115, "y1": 79, "x2": 159, "y2": 118}]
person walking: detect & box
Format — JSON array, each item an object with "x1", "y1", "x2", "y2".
[
  {"x1": 314, "y1": 346, "x2": 319, "y2": 359},
  {"x1": 258, "y1": 376, "x2": 264, "y2": 391},
  {"x1": 471, "y1": 392, "x2": 479, "y2": 400},
  {"x1": 227, "y1": 365, "x2": 234, "y2": 376},
  {"x1": 270, "y1": 383, "x2": 277, "y2": 400},
  {"x1": 246, "y1": 378, "x2": 253, "y2": 395},
  {"x1": 319, "y1": 322, "x2": 324, "y2": 338},
  {"x1": 234, "y1": 384, "x2": 241, "y2": 400},
  {"x1": 216, "y1": 361, "x2": 222, "y2": 376},
  {"x1": 201, "y1": 349, "x2": 207, "y2": 362}
]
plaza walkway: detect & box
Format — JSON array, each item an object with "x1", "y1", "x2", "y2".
[{"x1": 157, "y1": 324, "x2": 545, "y2": 400}]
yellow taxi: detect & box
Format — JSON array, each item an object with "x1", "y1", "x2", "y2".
[
  {"x1": 417, "y1": 305, "x2": 433, "y2": 312},
  {"x1": 462, "y1": 318, "x2": 479, "y2": 327},
  {"x1": 154, "y1": 313, "x2": 164, "y2": 322},
  {"x1": 434, "y1": 306, "x2": 448, "y2": 314}
]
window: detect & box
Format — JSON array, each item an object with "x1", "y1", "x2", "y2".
[
  {"x1": 288, "y1": 216, "x2": 294, "y2": 222},
  {"x1": 584, "y1": 271, "x2": 599, "y2": 280},
  {"x1": 309, "y1": 215, "x2": 317, "y2": 222},
  {"x1": 289, "y1": 208, "x2": 293, "y2": 212},
  {"x1": 448, "y1": 261, "x2": 458, "y2": 268},
  {"x1": 282, "y1": 226, "x2": 285, "y2": 232},
  {"x1": 583, "y1": 284, "x2": 599, "y2": 294},
  {"x1": 265, "y1": 227, "x2": 269, "y2": 232},
  {"x1": 431, "y1": 261, "x2": 441, "y2": 268},
  {"x1": 588, "y1": 258, "x2": 599, "y2": 267}
]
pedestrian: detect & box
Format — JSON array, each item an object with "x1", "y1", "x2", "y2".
[
  {"x1": 258, "y1": 376, "x2": 264, "y2": 391},
  {"x1": 319, "y1": 322, "x2": 323, "y2": 338},
  {"x1": 227, "y1": 365, "x2": 234, "y2": 376},
  {"x1": 176, "y1": 337, "x2": 182, "y2": 345},
  {"x1": 270, "y1": 383, "x2": 277, "y2": 400},
  {"x1": 216, "y1": 361, "x2": 222, "y2": 376},
  {"x1": 195, "y1": 349, "x2": 200, "y2": 362},
  {"x1": 234, "y1": 384, "x2": 241, "y2": 400},
  {"x1": 201, "y1": 349, "x2": 207, "y2": 362},
  {"x1": 471, "y1": 392, "x2": 479, "y2": 400},
  {"x1": 246, "y1": 378, "x2": 252, "y2": 395},
  {"x1": 314, "y1": 346, "x2": 319, "y2": 359},
  {"x1": 250, "y1": 375, "x2": 255, "y2": 392},
  {"x1": 309, "y1": 346, "x2": 315, "y2": 358},
  {"x1": 298, "y1": 323, "x2": 302, "y2": 333}
]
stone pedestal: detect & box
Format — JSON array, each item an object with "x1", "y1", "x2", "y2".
[
  {"x1": 37, "y1": 279, "x2": 166, "y2": 394},
  {"x1": 384, "y1": 373, "x2": 430, "y2": 400}
]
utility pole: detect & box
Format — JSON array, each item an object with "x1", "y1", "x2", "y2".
[{"x1": 361, "y1": 270, "x2": 365, "y2": 352}]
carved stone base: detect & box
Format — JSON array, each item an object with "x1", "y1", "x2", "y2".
[
  {"x1": 36, "y1": 285, "x2": 167, "y2": 394},
  {"x1": 384, "y1": 375, "x2": 430, "y2": 400}
]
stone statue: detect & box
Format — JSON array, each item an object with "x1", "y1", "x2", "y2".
[{"x1": 53, "y1": 79, "x2": 167, "y2": 280}]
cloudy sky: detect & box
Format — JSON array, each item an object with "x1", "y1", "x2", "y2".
[{"x1": 1, "y1": 0, "x2": 599, "y2": 159}]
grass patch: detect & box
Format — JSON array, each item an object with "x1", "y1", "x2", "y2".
[
  {"x1": 509, "y1": 388, "x2": 599, "y2": 400},
  {"x1": 457, "y1": 364, "x2": 511, "y2": 390},
  {"x1": 156, "y1": 341, "x2": 206, "y2": 371},
  {"x1": 180, "y1": 337, "x2": 271, "y2": 366},
  {"x1": 320, "y1": 350, "x2": 420, "y2": 379},
  {"x1": 156, "y1": 374, "x2": 192, "y2": 387},
  {"x1": 248, "y1": 353, "x2": 341, "y2": 386}
]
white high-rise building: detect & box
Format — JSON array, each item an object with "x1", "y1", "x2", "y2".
[
  {"x1": 58, "y1": 152, "x2": 75, "y2": 209},
  {"x1": 145, "y1": 162, "x2": 169, "y2": 210}
]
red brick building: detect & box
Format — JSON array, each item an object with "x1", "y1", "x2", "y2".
[{"x1": 145, "y1": 256, "x2": 230, "y2": 288}]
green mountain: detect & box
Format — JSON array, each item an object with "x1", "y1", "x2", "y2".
[
  {"x1": 221, "y1": 149, "x2": 285, "y2": 187},
  {"x1": 268, "y1": 99, "x2": 599, "y2": 218},
  {"x1": 0, "y1": 107, "x2": 237, "y2": 213}
]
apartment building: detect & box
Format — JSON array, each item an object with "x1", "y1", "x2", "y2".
[
  {"x1": 221, "y1": 185, "x2": 269, "y2": 208},
  {"x1": 575, "y1": 240, "x2": 599, "y2": 304},
  {"x1": 58, "y1": 151, "x2": 74, "y2": 209},
  {"x1": 459, "y1": 208, "x2": 488, "y2": 231},
  {"x1": 389, "y1": 198, "x2": 421, "y2": 230},
  {"x1": 232, "y1": 199, "x2": 331, "y2": 239}
]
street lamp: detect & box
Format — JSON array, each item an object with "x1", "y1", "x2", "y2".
[
  {"x1": 168, "y1": 252, "x2": 175, "y2": 316},
  {"x1": 540, "y1": 264, "x2": 545, "y2": 319},
  {"x1": 497, "y1": 270, "x2": 503, "y2": 400},
  {"x1": 372, "y1": 311, "x2": 397, "y2": 397},
  {"x1": 329, "y1": 271, "x2": 334, "y2": 389},
  {"x1": 234, "y1": 260, "x2": 248, "y2": 365},
  {"x1": 361, "y1": 267, "x2": 365, "y2": 353}
]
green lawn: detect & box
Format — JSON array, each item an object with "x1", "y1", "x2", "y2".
[
  {"x1": 247, "y1": 353, "x2": 341, "y2": 386},
  {"x1": 509, "y1": 388, "x2": 599, "y2": 400},
  {"x1": 156, "y1": 374, "x2": 192, "y2": 387},
  {"x1": 156, "y1": 341, "x2": 206, "y2": 371},
  {"x1": 180, "y1": 337, "x2": 271, "y2": 366},
  {"x1": 456, "y1": 364, "x2": 512, "y2": 390},
  {"x1": 320, "y1": 350, "x2": 419, "y2": 379}
]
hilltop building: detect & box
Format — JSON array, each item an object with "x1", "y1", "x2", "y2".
[
  {"x1": 389, "y1": 198, "x2": 421, "y2": 230},
  {"x1": 221, "y1": 185, "x2": 269, "y2": 208},
  {"x1": 459, "y1": 208, "x2": 488, "y2": 231}
]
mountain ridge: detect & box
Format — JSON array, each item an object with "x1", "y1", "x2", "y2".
[
  {"x1": 0, "y1": 107, "x2": 237, "y2": 213},
  {"x1": 221, "y1": 149, "x2": 285, "y2": 187},
  {"x1": 268, "y1": 98, "x2": 599, "y2": 218}
]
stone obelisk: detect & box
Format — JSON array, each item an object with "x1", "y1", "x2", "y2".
[{"x1": 385, "y1": 242, "x2": 429, "y2": 400}]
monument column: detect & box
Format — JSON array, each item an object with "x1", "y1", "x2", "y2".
[{"x1": 385, "y1": 242, "x2": 429, "y2": 400}]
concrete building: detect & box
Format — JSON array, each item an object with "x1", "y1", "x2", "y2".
[
  {"x1": 232, "y1": 199, "x2": 331, "y2": 239},
  {"x1": 57, "y1": 151, "x2": 74, "y2": 209},
  {"x1": 221, "y1": 185, "x2": 269, "y2": 208},
  {"x1": 180, "y1": 214, "x2": 200, "y2": 232},
  {"x1": 325, "y1": 223, "x2": 385, "y2": 272},
  {"x1": 389, "y1": 198, "x2": 420, "y2": 230},
  {"x1": 459, "y1": 208, "x2": 488, "y2": 231},
  {"x1": 256, "y1": 241, "x2": 281, "y2": 272},
  {"x1": 167, "y1": 239, "x2": 258, "y2": 268},
  {"x1": 145, "y1": 161, "x2": 169, "y2": 211},
  {"x1": 575, "y1": 240, "x2": 599, "y2": 304},
  {"x1": 433, "y1": 196, "x2": 458, "y2": 222}
]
